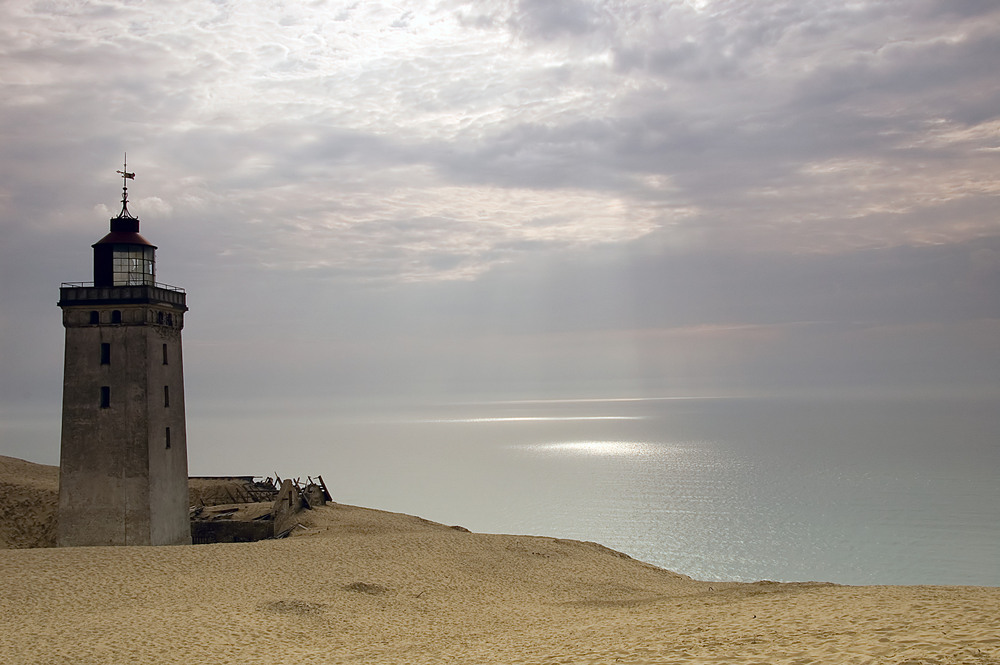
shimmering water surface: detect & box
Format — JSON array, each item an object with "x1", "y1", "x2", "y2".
[{"x1": 198, "y1": 396, "x2": 1000, "y2": 585}]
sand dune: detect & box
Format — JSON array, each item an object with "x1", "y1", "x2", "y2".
[
  {"x1": 1, "y1": 456, "x2": 997, "y2": 664},
  {"x1": 0, "y1": 455, "x2": 58, "y2": 549}
]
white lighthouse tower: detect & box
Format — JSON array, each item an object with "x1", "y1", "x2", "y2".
[{"x1": 57, "y1": 160, "x2": 191, "y2": 546}]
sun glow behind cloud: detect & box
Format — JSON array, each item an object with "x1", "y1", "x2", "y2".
[{"x1": 242, "y1": 181, "x2": 670, "y2": 280}]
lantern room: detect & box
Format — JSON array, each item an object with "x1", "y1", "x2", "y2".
[{"x1": 91, "y1": 168, "x2": 157, "y2": 287}]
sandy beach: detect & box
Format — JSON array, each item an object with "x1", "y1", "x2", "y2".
[{"x1": 2, "y1": 455, "x2": 998, "y2": 664}]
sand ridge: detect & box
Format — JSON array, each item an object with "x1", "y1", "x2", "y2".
[
  {"x1": 1, "y1": 456, "x2": 998, "y2": 664},
  {"x1": 0, "y1": 455, "x2": 58, "y2": 548}
]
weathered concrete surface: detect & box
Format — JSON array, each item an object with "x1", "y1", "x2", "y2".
[
  {"x1": 272, "y1": 479, "x2": 304, "y2": 537},
  {"x1": 302, "y1": 483, "x2": 327, "y2": 508},
  {"x1": 57, "y1": 295, "x2": 190, "y2": 547}
]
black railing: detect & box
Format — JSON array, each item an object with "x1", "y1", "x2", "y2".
[
  {"x1": 58, "y1": 282, "x2": 188, "y2": 309},
  {"x1": 61, "y1": 281, "x2": 186, "y2": 293}
]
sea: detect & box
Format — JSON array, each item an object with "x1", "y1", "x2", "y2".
[{"x1": 195, "y1": 394, "x2": 1000, "y2": 587}]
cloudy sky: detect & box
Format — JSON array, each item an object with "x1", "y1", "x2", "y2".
[{"x1": 2, "y1": 0, "x2": 999, "y2": 465}]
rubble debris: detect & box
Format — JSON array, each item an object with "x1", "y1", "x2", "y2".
[{"x1": 190, "y1": 472, "x2": 332, "y2": 544}]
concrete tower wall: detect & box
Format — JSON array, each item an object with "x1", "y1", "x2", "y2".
[
  {"x1": 57, "y1": 294, "x2": 190, "y2": 546},
  {"x1": 145, "y1": 319, "x2": 190, "y2": 545}
]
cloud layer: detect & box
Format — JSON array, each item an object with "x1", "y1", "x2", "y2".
[
  {"x1": 1, "y1": 0, "x2": 999, "y2": 450},
  {"x1": 4, "y1": 1, "x2": 999, "y2": 278}
]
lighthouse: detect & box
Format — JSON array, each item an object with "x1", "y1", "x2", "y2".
[{"x1": 57, "y1": 161, "x2": 191, "y2": 546}]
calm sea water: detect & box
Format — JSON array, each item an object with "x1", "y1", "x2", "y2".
[{"x1": 197, "y1": 395, "x2": 1000, "y2": 586}]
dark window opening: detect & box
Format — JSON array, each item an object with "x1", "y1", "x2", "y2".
[
  {"x1": 165, "y1": 427, "x2": 171, "y2": 449},
  {"x1": 111, "y1": 310, "x2": 122, "y2": 324},
  {"x1": 162, "y1": 344, "x2": 168, "y2": 365},
  {"x1": 166, "y1": 313, "x2": 173, "y2": 327},
  {"x1": 157, "y1": 311, "x2": 164, "y2": 325},
  {"x1": 90, "y1": 311, "x2": 100, "y2": 325},
  {"x1": 100, "y1": 386, "x2": 110, "y2": 409},
  {"x1": 100, "y1": 343, "x2": 110, "y2": 365},
  {"x1": 164, "y1": 385, "x2": 170, "y2": 408}
]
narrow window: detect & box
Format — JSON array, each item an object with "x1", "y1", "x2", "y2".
[
  {"x1": 163, "y1": 385, "x2": 170, "y2": 408},
  {"x1": 111, "y1": 310, "x2": 122, "y2": 324},
  {"x1": 100, "y1": 386, "x2": 110, "y2": 409},
  {"x1": 90, "y1": 311, "x2": 100, "y2": 325},
  {"x1": 165, "y1": 427, "x2": 171, "y2": 449},
  {"x1": 157, "y1": 311, "x2": 164, "y2": 325},
  {"x1": 100, "y1": 343, "x2": 110, "y2": 365},
  {"x1": 166, "y1": 313, "x2": 173, "y2": 327},
  {"x1": 162, "y1": 343, "x2": 168, "y2": 365}
]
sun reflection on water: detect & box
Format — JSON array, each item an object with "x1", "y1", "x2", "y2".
[
  {"x1": 524, "y1": 440, "x2": 676, "y2": 457},
  {"x1": 420, "y1": 416, "x2": 644, "y2": 423}
]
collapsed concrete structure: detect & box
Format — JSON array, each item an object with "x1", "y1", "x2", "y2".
[{"x1": 190, "y1": 476, "x2": 332, "y2": 544}]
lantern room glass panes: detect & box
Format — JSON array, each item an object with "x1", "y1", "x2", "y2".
[{"x1": 111, "y1": 244, "x2": 155, "y2": 286}]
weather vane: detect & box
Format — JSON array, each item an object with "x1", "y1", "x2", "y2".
[{"x1": 115, "y1": 153, "x2": 137, "y2": 219}]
